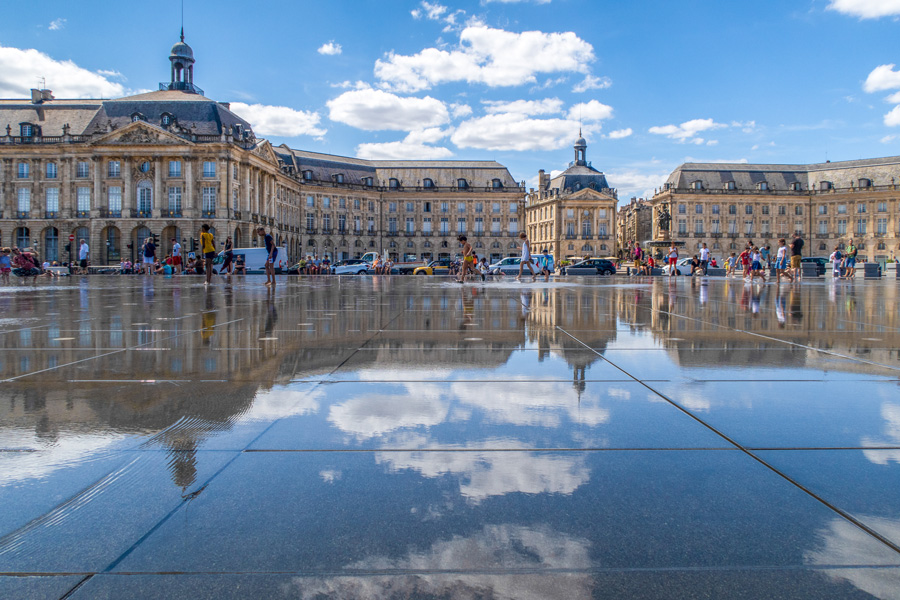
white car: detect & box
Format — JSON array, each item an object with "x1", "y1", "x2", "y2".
[
  {"x1": 489, "y1": 256, "x2": 541, "y2": 275},
  {"x1": 332, "y1": 259, "x2": 371, "y2": 275},
  {"x1": 661, "y1": 257, "x2": 694, "y2": 276}
]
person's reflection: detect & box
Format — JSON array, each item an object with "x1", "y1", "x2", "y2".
[
  {"x1": 790, "y1": 287, "x2": 803, "y2": 323},
  {"x1": 263, "y1": 289, "x2": 278, "y2": 339},
  {"x1": 201, "y1": 292, "x2": 216, "y2": 346},
  {"x1": 460, "y1": 286, "x2": 475, "y2": 330},
  {"x1": 699, "y1": 279, "x2": 708, "y2": 306},
  {"x1": 167, "y1": 436, "x2": 198, "y2": 493},
  {"x1": 739, "y1": 281, "x2": 751, "y2": 312},
  {"x1": 775, "y1": 286, "x2": 787, "y2": 328}
]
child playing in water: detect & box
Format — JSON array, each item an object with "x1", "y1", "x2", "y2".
[{"x1": 0, "y1": 248, "x2": 11, "y2": 284}]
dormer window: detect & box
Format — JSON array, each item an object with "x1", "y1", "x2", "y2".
[
  {"x1": 457, "y1": 178, "x2": 468, "y2": 189},
  {"x1": 492, "y1": 179, "x2": 503, "y2": 189},
  {"x1": 334, "y1": 173, "x2": 344, "y2": 183},
  {"x1": 20, "y1": 123, "x2": 33, "y2": 137},
  {"x1": 790, "y1": 182, "x2": 802, "y2": 191},
  {"x1": 389, "y1": 178, "x2": 400, "y2": 188},
  {"x1": 757, "y1": 181, "x2": 768, "y2": 191},
  {"x1": 691, "y1": 180, "x2": 703, "y2": 190},
  {"x1": 131, "y1": 113, "x2": 144, "y2": 122},
  {"x1": 364, "y1": 177, "x2": 374, "y2": 187},
  {"x1": 724, "y1": 181, "x2": 735, "y2": 190},
  {"x1": 820, "y1": 181, "x2": 832, "y2": 191},
  {"x1": 858, "y1": 178, "x2": 871, "y2": 188},
  {"x1": 423, "y1": 178, "x2": 434, "y2": 188},
  {"x1": 161, "y1": 114, "x2": 173, "y2": 126},
  {"x1": 303, "y1": 170, "x2": 313, "y2": 181}
]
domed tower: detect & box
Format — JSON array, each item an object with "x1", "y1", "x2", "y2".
[
  {"x1": 167, "y1": 28, "x2": 199, "y2": 93},
  {"x1": 574, "y1": 129, "x2": 588, "y2": 166}
]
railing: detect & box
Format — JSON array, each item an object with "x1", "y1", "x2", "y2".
[
  {"x1": 75, "y1": 210, "x2": 90, "y2": 218},
  {"x1": 251, "y1": 213, "x2": 259, "y2": 223},
  {"x1": 16, "y1": 211, "x2": 29, "y2": 219},
  {"x1": 161, "y1": 209, "x2": 183, "y2": 218},
  {"x1": 421, "y1": 232, "x2": 433, "y2": 237},
  {"x1": 99, "y1": 208, "x2": 121, "y2": 218},
  {"x1": 815, "y1": 233, "x2": 829, "y2": 238},
  {"x1": 404, "y1": 232, "x2": 416, "y2": 237},
  {"x1": 159, "y1": 81, "x2": 205, "y2": 96},
  {"x1": 131, "y1": 209, "x2": 152, "y2": 218},
  {"x1": 473, "y1": 232, "x2": 484, "y2": 237},
  {"x1": 44, "y1": 211, "x2": 58, "y2": 219},
  {"x1": 322, "y1": 229, "x2": 333, "y2": 235},
  {"x1": 565, "y1": 234, "x2": 577, "y2": 239},
  {"x1": 232, "y1": 210, "x2": 243, "y2": 220},
  {"x1": 201, "y1": 210, "x2": 215, "y2": 218},
  {"x1": 385, "y1": 231, "x2": 398, "y2": 237},
  {"x1": 597, "y1": 234, "x2": 610, "y2": 239},
  {"x1": 306, "y1": 228, "x2": 317, "y2": 235}
]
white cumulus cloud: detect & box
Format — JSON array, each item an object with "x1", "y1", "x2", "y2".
[
  {"x1": 356, "y1": 129, "x2": 454, "y2": 160},
  {"x1": 327, "y1": 89, "x2": 450, "y2": 131},
  {"x1": 0, "y1": 44, "x2": 125, "y2": 98},
  {"x1": 483, "y1": 98, "x2": 563, "y2": 116},
  {"x1": 607, "y1": 128, "x2": 632, "y2": 139},
  {"x1": 317, "y1": 42, "x2": 342, "y2": 56},
  {"x1": 827, "y1": 0, "x2": 900, "y2": 18},
  {"x1": 572, "y1": 74, "x2": 612, "y2": 93},
  {"x1": 885, "y1": 105, "x2": 900, "y2": 127},
  {"x1": 568, "y1": 99, "x2": 613, "y2": 122},
  {"x1": 449, "y1": 102, "x2": 473, "y2": 118},
  {"x1": 864, "y1": 64, "x2": 900, "y2": 93},
  {"x1": 606, "y1": 169, "x2": 669, "y2": 198},
  {"x1": 648, "y1": 118, "x2": 726, "y2": 144},
  {"x1": 375, "y1": 25, "x2": 595, "y2": 92},
  {"x1": 230, "y1": 102, "x2": 327, "y2": 138},
  {"x1": 451, "y1": 113, "x2": 580, "y2": 151}
]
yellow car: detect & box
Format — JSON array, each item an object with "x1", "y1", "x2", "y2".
[{"x1": 413, "y1": 259, "x2": 453, "y2": 275}]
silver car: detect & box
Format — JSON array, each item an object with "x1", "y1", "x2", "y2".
[{"x1": 488, "y1": 256, "x2": 540, "y2": 275}]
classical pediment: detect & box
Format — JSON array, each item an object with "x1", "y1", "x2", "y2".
[
  {"x1": 91, "y1": 121, "x2": 191, "y2": 146},
  {"x1": 567, "y1": 187, "x2": 615, "y2": 202},
  {"x1": 252, "y1": 140, "x2": 278, "y2": 164}
]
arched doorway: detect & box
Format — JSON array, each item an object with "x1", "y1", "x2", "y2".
[
  {"x1": 44, "y1": 227, "x2": 59, "y2": 262},
  {"x1": 15, "y1": 227, "x2": 30, "y2": 249},
  {"x1": 136, "y1": 180, "x2": 153, "y2": 216},
  {"x1": 161, "y1": 225, "x2": 181, "y2": 257},
  {"x1": 103, "y1": 226, "x2": 121, "y2": 263}
]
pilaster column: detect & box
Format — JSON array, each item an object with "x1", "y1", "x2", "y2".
[
  {"x1": 92, "y1": 156, "x2": 102, "y2": 217},
  {"x1": 221, "y1": 157, "x2": 230, "y2": 217},
  {"x1": 123, "y1": 160, "x2": 133, "y2": 214},
  {"x1": 184, "y1": 156, "x2": 194, "y2": 216},
  {"x1": 242, "y1": 163, "x2": 251, "y2": 215},
  {"x1": 153, "y1": 158, "x2": 163, "y2": 218}
]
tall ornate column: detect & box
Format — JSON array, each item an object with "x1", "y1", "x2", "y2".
[
  {"x1": 184, "y1": 156, "x2": 194, "y2": 217},
  {"x1": 123, "y1": 159, "x2": 133, "y2": 214},
  {"x1": 242, "y1": 163, "x2": 251, "y2": 215},
  {"x1": 92, "y1": 156, "x2": 102, "y2": 218},
  {"x1": 153, "y1": 157, "x2": 163, "y2": 219}
]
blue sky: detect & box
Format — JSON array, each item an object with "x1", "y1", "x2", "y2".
[{"x1": 3, "y1": 0, "x2": 900, "y2": 198}]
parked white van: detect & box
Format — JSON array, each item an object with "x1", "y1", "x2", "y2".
[{"x1": 211, "y1": 246, "x2": 287, "y2": 274}]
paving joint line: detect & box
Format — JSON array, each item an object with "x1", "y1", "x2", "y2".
[{"x1": 555, "y1": 325, "x2": 900, "y2": 557}]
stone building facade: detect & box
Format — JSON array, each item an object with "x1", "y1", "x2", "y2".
[
  {"x1": 651, "y1": 157, "x2": 900, "y2": 261},
  {"x1": 525, "y1": 135, "x2": 618, "y2": 260},
  {"x1": 615, "y1": 196, "x2": 653, "y2": 255},
  {"x1": 0, "y1": 34, "x2": 524, "y2": 266}
]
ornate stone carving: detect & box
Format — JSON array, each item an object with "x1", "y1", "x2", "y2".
[{"x1": 111, "y1": 128, "x2": 180, "y2": 145}]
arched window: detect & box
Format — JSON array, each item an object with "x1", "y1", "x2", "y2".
[
  {"x1": 389, "y1": 178, "x2": 400, "y2": 188},
  {"x1": 15, "y1": 227, "x2": 30, "y2": 249},
  {"x1": 491, "y1": 179, "x2": 502, "y2": 189},
  {"x1": 44, "y1": 227, "x2": 59, "y2": 262},
  {"x1": 581, "y1": 244, "x2": 593, "y2": 253},
  {"x1": 137, "y1": 180, "x2": 153, "y2": 215},
  {"x1": 457, "y1": 178, "x2": 468, "y2": 189},
  {"x1": 423, "y1": 178, "x2": 434, "y2": 188},
  {"x1": 354, "y1": 240, "x2": 362, "y2": 248}
]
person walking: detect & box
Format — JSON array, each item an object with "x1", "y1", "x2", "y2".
[
  {"x1": 775, "y1": 238, "x2": 794, "y2": 283},
  {"x1": 699, "y1": 243, "x2": 710, "y2": 275},
  {"x1": 142, "y1": 237, "x2": 156, "y2": 274},
  {"x1": 667, "y1": 244, "x2": 678, "y2": 277},
  {"x1": 845, "y1": 239, "x2": 858, "y2": 279},
  {"x1": 540, "y1": 248, "x2": 555, "y2": 282},
  {"x1": 200, "y1": 224, "x2": 216, "y2": 285},
  {"x1": 0, "y1": 248, "x2": 12, "y2": 284},
  {"x1": 257, "y1": 227, "x2": 276, "y2": 287},
  {"x1": 170, "y1": 238, "x2": 182, "y2": 274},
  {"x1": 222, "y1": 236, "x2": 234, "y2": 275},
  {"x1": 829, "y1": 245, "x2": 843, "y2": 280},
  {"x1": 790, "y1": 233, "x2": 804, "y2": 280},
  {"x1": 516, "y1": 232, "x2": 536, "y2": 281},
  {"x1": 632, "y1": 242, "x2": 643, "y2": 276},
  {"x1": 78, "y1": 238, "x2": 90, "y2": 274},
  {"x1": 457, "y1": 235, "x2": 473, "y2": 283}
]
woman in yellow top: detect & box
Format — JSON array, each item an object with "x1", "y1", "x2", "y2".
[{"x1": 200, "y1": 224, "x2": 216, "y2": 285}]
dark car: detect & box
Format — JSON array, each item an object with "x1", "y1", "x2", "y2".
[
  {"x1": 567, "y1": 258, "x2": 617, "y2": 276},
  {"x1": 801, "y1": 256, "x2": 827, "y2": 275}
]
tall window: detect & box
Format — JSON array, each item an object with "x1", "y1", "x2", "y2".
[
  {"x1": 107, "y1": 187, "x2": 122, "y2": 215},
  {"x1": 837, "y1": 219, "x2": 847, "y2": 235},
  {"x1": 16, "y1": 227, "x2": 30, "y2": 248},
  {"x1": 17, "y1": 162, "x2": 29, "y2": 178},
  {"x1": 492, "y1": 217, "x2": 501, "y2": 234},
  {"x1": 108, "y1": 161, "x2": 121, "y2": 177},
  {"x1": 877, "y1": 218, "x2": 888, "y2": 235},
  {"x1": 46, "y1": 188, "x2": 60, "y2": 213},
  {"x1": 458, "y1": 202, "x2": 466, "y2": 213},
  {"x1": 509, "y1": 218, "x2": 518, "y2": 235},
  {"x1": 711, "y1": 219, "x2": 720, "y2": 234},
  {"x1": 339, "y1": 214, "x2": 347, "y2": 232},
  {"x1": 387, "y1": 202, "x2": 395, "y2": 213},
  {"x1": 203, "y1": 161, "x2": 216, "y2": 178},
  {"x1": 46, "y1": 162, "x2": 57, "y2": 179},
  {"x1": 695, "y1": 204, "x2": 703, "y2": 214},
  {"x1": 745, "y1": 205, "x2": 753, "y2": 215},
  {"x1": 711, "y1": 205, "x2": 720, "y2": 215},
  {"x1": 509, "y1": 203, "x2": 517, "y2": 213},
  {"x1": 168, "y1": 161, "x2": 182, "y2": 177},
  {"x1": 728, "y1": 220, "x2": 737, "y2": 234},
  {"x1": 76, "y1": 162, "x2": 90, "y2": 178},
  {"x1": 492, "y1": 203, "x2": 500, "y2": 214},
  {"x1": 678, "y1": 204, "x2": 686, "y2": 214},
  {"x1": 678, "y1": 219, "x2": 687, "y2": 235},
  {"x1": 306, "y1": 214, "x2": 315, "y2": 231},
  {"x1": 202, "y1": 187, "x2": 216, "y2": 214},
  {"x1": 857, "y1": 203, "x2": 867, "y2": 214},
  {"x1": 137, "y1": 181, "x2": 152, "y2": 213},
  {"x1": 324, "y1": 214, "x2": 332, "y2": 231},
  {"x1": 168, "y1": 186, "x2": 183, "y2": 214},
  {"x1": 762, "y1": 205, "x2": 770, "y2": 215},
  {"x1": 17, "y1": 188, "x2": 30, "y2": 213},
  {"x1": 582, "y1": 220, "x2": 592, "y2": 237},
  {"x1": 368, "y1": 217, "x2": 375, "y2": 233},
  {"x1": 306, "y1": 196, "x2": 315, "y2": 207},
  {"x1": 598, "y1": 222, "x2": 607, "y2": 237},
  {"x1": 728, "y1": 205, "x2": 736, "y2": 215},
  {"x1": 423, "y1": 217, "x2": 432, "y2": 233},
  {"x1": 744, "y1": 220, "x2": 754, "y2": 235},
  {"x1": 475, "y1": 203, "x2": 483, "y2": 213},
  {"x1": 354, "y1": 216, "x2": 361, "y2": 233},
  {"x1": 818, "y1": 220, "x2": 827, "y2": 235},
  {"x1": 566, "y1": 221, "x2": 575, "y2": 236},
  {"x1": 694, "y1": 219, "x2": 703, "y2": 234},
  {"x1": 474, "y1": 217, "x2": 484, "y2": 233},
  {"x1": 761, "y1": 220, "x2": 770, "y2": 235},
  {"x1": 406, "y1": 202, "x2": 414, "y2": 212},
  {"x1": 323, "y1": 197, "x2": 331, "y2": 209},
  {"x1": 456, "y1": 218, "x2": 466, "y2": 233},
  {"x1": 388, "y1": 217, "x2": 397, "y2": 233},
  {"x1": 76, "y1": 187, "x2": 91, "y2": 213},
  {"x1": 856, "y1": 218, "x2": 867, "y2": 235},
  {"x1": 795, "y1": 206, "x2": 803, "y2": 216},
  {"x1": 406, "y1": 217, "x2": 415, "y2": 233}
]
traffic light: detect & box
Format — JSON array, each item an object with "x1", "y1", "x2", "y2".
[
  {"x1": 64, "y1": 243, "x2": 71, "y2": 253},
  {"x1": 126, "y1": 243, "x2": 133, "y2": 250},
  {"x1": 189, "y1": 237, "x2": 197, "y2": 252}
]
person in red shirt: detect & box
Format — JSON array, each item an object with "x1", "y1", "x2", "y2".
[{"x1": 739, "y1": 248, "x2": 751, "y2": 279}]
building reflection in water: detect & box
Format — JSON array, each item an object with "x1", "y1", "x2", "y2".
[{"x1": 1, "y1": 279, "x2": 899, "y2": 492}]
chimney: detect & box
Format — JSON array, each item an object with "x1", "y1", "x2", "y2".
[
  {"x1": 31, "y1": 89, "x2": 42, "y2": 104},
  {"x1": 41, "y1": 89, "x2": 54, "y2": 101}
]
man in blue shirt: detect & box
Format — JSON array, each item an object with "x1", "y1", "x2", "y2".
[{"x1": 539, "y1": 248, "x2": 554, "y2": 282}]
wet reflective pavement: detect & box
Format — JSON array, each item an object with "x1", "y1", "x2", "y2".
[{"x1": 1, "y1": 275, "x2": 900, "y2": 599}]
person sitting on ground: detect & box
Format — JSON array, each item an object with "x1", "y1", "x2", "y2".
[
  {"x1": 690, "y1": 255, "x2": 702, "y2": 276},
  {"x1": 234, "y1": 254, "x2": 246, "y2": 275}
]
